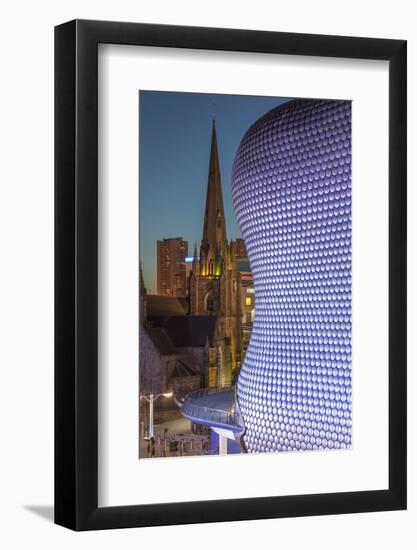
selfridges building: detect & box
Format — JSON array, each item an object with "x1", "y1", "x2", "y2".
[{"x1": 232, "y1": 99, "x2": 352, "y2": 453}]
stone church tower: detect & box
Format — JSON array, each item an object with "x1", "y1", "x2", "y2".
[{"x1": 189, "y1": 120, "x2": 243, "y2": 387}]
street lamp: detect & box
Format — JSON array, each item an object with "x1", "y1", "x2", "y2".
[{"x1": 140, "y1": 391, "x2": 173, "y2": 439}]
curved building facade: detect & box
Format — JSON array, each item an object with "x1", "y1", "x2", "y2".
[{"x1": 232, "y1": 99, "x2": 352, "y2": 453}]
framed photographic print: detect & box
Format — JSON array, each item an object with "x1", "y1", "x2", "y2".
[{"x1": 55, "y1": 20, "x2": 406, "y2": 530}]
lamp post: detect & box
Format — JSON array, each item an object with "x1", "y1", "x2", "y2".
[{"x1": 140, "y1": 391, "x2": 173, "y2": 439}]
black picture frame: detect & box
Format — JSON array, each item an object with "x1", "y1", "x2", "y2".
[{"x1": 55, "y1": 19, "x2": 407, "y2": 531}]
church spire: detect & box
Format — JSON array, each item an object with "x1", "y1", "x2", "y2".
[{"x1": 201, "y1": 119, "x2": 228, "y2": 258}]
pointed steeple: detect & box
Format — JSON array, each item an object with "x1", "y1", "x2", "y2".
[
  {"x1": 192, "y1": 241, "x2": 200, "y2": 275},
  {"x1": 201, "y1": 119, "x2": 228, "y2": 257},
  {"x1": 139, "y1": 262, "x2": 146, "y2": 294},
  {"x1": 139, "y1": 262, "x2": 147, "y2": 326}
]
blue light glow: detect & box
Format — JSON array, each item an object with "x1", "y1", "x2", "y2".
[{"x1": 232, "y1": 99, "x2": 352, "y2": 453}]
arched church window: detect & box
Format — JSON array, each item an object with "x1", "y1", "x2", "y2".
[{"x1": 206, "y1": 293, "x2": 214, "y2": 312}]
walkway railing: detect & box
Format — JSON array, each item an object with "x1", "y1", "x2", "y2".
[{"x1": 180, "y1": 385, "x2": 244, "y2": 431}]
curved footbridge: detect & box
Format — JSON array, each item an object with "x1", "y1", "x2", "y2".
[{"x1": 177, "y1": 386, "x2": 245, "y2": 455}]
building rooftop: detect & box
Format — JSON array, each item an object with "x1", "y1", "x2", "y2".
[
  {"x1": 146, "y1": 326, "x2": 176, "y2": 355},
  {"x1": 147, "y1": 294, "x2": 188, "y2": 318},
  {"x1": 235, "y1": 259, "x2": 251, "y2": 273},
  {"x1": 171, "y1": 359, "x2": 198, "y2": 378},
  {"x1": 162, "y1": 315, "x2": 217, "y2": 348}
]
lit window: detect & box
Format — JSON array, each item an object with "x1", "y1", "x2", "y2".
[{"x1": 245, "y1": 296, "x2": 252, "y2": 306}]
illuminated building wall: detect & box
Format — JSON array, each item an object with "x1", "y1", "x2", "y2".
[
  {"x1": 157, "y1": 237, "x2": 188, "y2": 297},
  {"x1": 232, "y1": 99, "x2": 352, "y2": 453}
]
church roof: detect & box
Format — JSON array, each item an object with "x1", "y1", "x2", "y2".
[
  {"x1": 170, "y1": 359, "x2": 198, "y2": 377},
  {"x1": 146, "y1": 294, "x2": 188, "y2": 318},
  {"x1": 146, "y1": 327, "x2": 176, "y2": 355},
  {"x1": 161, "y1": 315, "x2": 217, "y2": 348}
]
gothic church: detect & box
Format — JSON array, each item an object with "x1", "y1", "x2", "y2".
[{"x1": 189, "y1": 120, "x2": 243, "y2": 387}]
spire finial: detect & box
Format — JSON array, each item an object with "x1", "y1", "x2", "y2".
[{"x1": 212, "y1": 99, "x2": 216, "y2": 123}]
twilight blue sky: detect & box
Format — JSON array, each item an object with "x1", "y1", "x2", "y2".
[{"x1": 139, "y1": 91, "x2": 289, "y2": 293}]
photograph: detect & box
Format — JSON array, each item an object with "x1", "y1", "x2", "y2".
[
  {"x1": 139, "y1": 91, "x2": 352, "y2": 459},
  {"x1": 0, "y1": 1, "x2": 409, "y2": 542}
]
